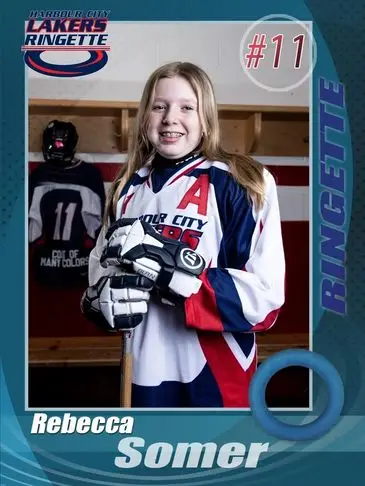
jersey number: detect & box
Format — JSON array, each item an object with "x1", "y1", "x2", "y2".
[{"x1": 53, "y1": 202, "x2": 77, "y2": 241}]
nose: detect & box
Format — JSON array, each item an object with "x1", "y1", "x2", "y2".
[{"x1": 162, "y1": 106, "x2": 178, "y2": 125}]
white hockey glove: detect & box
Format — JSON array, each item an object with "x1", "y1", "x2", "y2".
[
  {"x1": 100, "y1": 219, "x2": 206, "y2": 301},
  {"x1": 81, "y1": 272, "x2": 154, "y2": 332}
]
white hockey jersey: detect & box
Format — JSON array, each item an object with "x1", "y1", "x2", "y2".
[{"x1": 89, "y1": 153, "x2": 286, "y2": 407}]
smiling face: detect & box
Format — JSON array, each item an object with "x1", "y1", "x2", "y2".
[{"x1": 146, "y1": 76, "x2": 203, "y2": 159}]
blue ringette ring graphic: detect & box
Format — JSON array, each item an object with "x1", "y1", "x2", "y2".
[
  {"x1": 249, "y1": 349, "x2": 344, "y2": 441},
  {"x1": 24, "y1": 50, "x2": 108, "y2": 77}
]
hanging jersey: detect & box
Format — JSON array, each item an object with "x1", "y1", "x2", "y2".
[
  {"x1": 89, "y1": 154, "x2": 286, "y2": 407},
  {"x1": 29, "y1": 160, "x2": 105, "y2": 287}
]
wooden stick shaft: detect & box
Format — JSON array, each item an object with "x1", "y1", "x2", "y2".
[{"x1": 120, "y1": 332, "x2": 133, "y2": 407}]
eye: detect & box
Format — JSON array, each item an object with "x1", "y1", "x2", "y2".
[
  {"x1": 181, "y1": 105, "x2": 195, "y2": 111},
  {"x1": 152, "y1": 104, "x2": 166, "y2": 111}
]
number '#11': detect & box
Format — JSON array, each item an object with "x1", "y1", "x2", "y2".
[{"x1": 272, "y1": 34, "x2": 305, "y2": 69}]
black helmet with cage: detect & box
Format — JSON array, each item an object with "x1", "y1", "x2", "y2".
[{"x1": 42, "y1": 120, "x2": 78, "y2": 165}]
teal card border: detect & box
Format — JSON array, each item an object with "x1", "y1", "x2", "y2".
[{"x1": 1, "y1": 1, "x2": 364, "y2": 484}]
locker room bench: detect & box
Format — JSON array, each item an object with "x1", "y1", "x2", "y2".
[
  {"x1": 28, "y1": 334, "x2": 310, "y2": 408},
  {"x1": 28, "y1": 333, "x2": 309, "y2": 367}
]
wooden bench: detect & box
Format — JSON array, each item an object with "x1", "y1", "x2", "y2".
[{"x1": 28, "y1": 333, "x2": 309, "y2": 368}]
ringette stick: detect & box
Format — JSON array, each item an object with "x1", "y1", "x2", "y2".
[{"x1": 120, "y1": 330, "x2": 133, "y2": 407}]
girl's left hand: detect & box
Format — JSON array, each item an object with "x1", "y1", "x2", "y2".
[{"x1": 100, "y1": 218, "x2": 206, "y2": 299}]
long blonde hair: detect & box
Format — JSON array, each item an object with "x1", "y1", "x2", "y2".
[{"x1": 106, "y1": 61, "x2": 265, "y2": 223}]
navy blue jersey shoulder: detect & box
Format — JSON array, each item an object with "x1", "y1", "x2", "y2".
[
  {"x1": 29, "y1": 161, "x2": 105, "y2": 198},
  {"x1": 190, "y1": 164, "x2": 256, "y2": 269}
]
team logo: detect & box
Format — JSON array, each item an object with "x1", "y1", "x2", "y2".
[
  {"x1": 22, "y1": 10, "x2": 111, "y2": 77},
  {"x1": 180, "y1": 248, "x2": 204, "y2": 272}
]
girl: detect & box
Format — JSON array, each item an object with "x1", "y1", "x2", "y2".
[{"x1": 81, "y1": 61, "x2": 286, "y2": 408}]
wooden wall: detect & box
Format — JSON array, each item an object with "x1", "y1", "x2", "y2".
[{"x1": 28, "y1": 100, "x2": 309, "y2": 155}]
